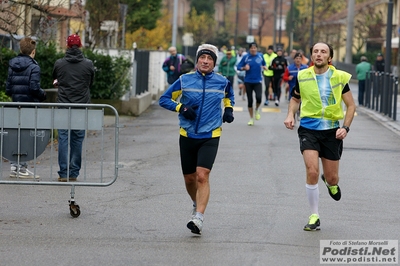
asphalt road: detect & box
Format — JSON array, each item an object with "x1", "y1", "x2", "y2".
[{"x1": 0, "y1": 85, "x2": 399, "y2": 266}]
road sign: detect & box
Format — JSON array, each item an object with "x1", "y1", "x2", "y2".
[{"x1": 246, "y1": 35, "x2": 254, "y2": 43}]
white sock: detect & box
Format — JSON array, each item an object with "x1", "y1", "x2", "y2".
[
  {"x1": 195, "y1": 212, "x2": 204, "y2": 221},
  {"x1": 306, "y1": 183, "x2": 319, "y2": 216}
]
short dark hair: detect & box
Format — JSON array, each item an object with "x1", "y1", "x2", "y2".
[
  {"x1": 20, "y1": 37, "x2": 36, "y2": 55},
  {"x1": 248, "y1": 42, "x2": 258, "y2": 49},
  {"x1": 294, "y1": 52, "x2": 302, "y2": 59},
  {"x1": 309, "y1": 42, "x2": 334, "y2": 58}
]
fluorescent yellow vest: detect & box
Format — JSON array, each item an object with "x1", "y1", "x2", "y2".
[
  {"x1": 263, "y1": 52, "x2": 277, "y2": 76},
  {"x1": 298, "y1": 65, "x2": 351, "y2": 121}
]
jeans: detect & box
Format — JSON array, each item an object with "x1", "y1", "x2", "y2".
[
  {"x1": 58, "y1": 129, "x2": 85, "y2": 178},
  {"x1": 358, "y1": 80, "x2": 366, "y2": 105}
]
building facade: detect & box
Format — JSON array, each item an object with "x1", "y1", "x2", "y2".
[{"x1": 162, "y1": 0, "x2": 291, "y2": 50}]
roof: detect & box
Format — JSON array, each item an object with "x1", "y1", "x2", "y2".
[{"x1": 43, "y1": 2, "x2": 84, "y2": 19}]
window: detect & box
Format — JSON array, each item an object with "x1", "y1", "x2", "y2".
[{"x1": 248, "y1": 14, "x2": 259, "y2": 30}]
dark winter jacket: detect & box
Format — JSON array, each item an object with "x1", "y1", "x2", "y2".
[
  {"x1": 374, "y1": 59, "x2": 385, "y2": 73},
  {"x1": 6, "y1": 54, "x2": 46, "y2": 102},
  {"x1": 162, "y1": 54, "x2": 186, "y2": 84},
  {"x1": 269, "y1": 55, "x2": 288, "y2": 78},
  {"x1": 52, "y1": 48, "x2": 95, "y2": 104}
]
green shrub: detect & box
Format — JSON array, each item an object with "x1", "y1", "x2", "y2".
[
  {"x1": 35, "y1": 41, "x2": 64, "y2": 89},
  {"x1": 84, "y1": 49, "x2": 131, "y2": 100},
  {"x1": 0, "y1": 47, "x2": 17, "y2": 101}
]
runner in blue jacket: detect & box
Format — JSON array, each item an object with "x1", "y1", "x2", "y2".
[
  {"x1": 236, "y1": 42, "x2": 267, "y2": 125},
  {"x1": 159, "y1": 44, "x2": 234, "y2": 235}
]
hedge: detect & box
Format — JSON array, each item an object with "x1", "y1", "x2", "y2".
[{"x1": 0, "y1": 41, "x2": 131, "y2": 101}]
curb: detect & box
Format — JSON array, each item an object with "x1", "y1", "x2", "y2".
[{"x1": 357, "y1": 106, "x2": 400, "y2": 136}]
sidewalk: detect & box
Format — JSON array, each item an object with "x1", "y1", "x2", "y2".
[{"x1": 349, "y1": 81, "x2": 400, "y2": 135}]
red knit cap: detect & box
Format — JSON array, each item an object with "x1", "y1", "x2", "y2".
[{"x1": 67, "y1": 34, "x2": 82, "y2": 48}]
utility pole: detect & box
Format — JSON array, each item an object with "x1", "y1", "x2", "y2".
[
  {"x1": 234, "y1": 0, "x2": 239, "y2": 48},
  {"x1": 120, "y1": 4, "x2": 128, "y2": 49},
  {"x1": 345, "y1": 0, "x2": 355, "y2": 63},
  {"x1": 249, "y1": 0, "x2": 253, "y2": 36},
  {"x1": 278, "y1": 0, "x2": 283, "y2": 46},
  {"x1": 289, "y1": 0, "x2": 294, "y2": 51},
  {"x1": 172, "y1": 0, "x2": 178, "y2": 47},
  {"x1": 273, "y1": 0, "x2": 278, "y2": 48},
  {"x1": 385, "y1": 0, "x2": 393, "y2": 74},
  {"x1": 309, "y1": 0, "x2": 315, "y2": 52},
  {"x1": 383, "y1": 0, "x2": 393, "y2": 115}
]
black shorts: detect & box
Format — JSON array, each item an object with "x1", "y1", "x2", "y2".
[
  {"x1": 179, "y1": 136, "x2": 220, "y2": 174},
  {"x1": 298, "y1": 126, "x2": 343, "y2": 160}
]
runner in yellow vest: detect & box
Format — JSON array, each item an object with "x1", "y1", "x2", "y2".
[
  {"x1": 263, "y1": 45, "x2": 277, "y2": 105},
  {"x1": 284, "y1": 42, "x2": 356, "y2": 231}
]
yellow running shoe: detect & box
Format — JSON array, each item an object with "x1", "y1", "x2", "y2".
[
  {"x1": 248, "y1": 119, "x2": 254, "y2": 126},
  {"x1": 321, "y1": 174, "x2": 341, "y2": 201},
  {"x1": 255, "y1": 110, "x2": 261, "y2": 120},
  {"x1": 304, "y1": 214, "x2": 320, "y2": 231}
]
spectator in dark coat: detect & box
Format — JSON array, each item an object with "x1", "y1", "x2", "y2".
[
  {"x1": 52, "y1": 34, "x2": 95, "y2": 182},
  {"x1": 374, "y1": 53, "x2": 385, "y2": 73},
  {"x1": 162, "y1": 46, "x2": 186, "y2": 84},
  {"x1": 6, "y1": 37, "x2": 46, "y2": 102},
  {"x1": 5, "y1": 37, "x2": 46, "y2": 178}
]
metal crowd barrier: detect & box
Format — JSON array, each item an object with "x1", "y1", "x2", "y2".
[
  {"x1": 0, "y1": 102, "x2": 120, "y2": 217},
  {"x1": 365, "y1": 71, "x2": 398, "y2": 121}
]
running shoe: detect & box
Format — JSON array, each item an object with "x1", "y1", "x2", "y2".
[
  {"x1": 10, "y1": 168, "x2": 40, "y2": 179},
  {"x1": 255, "y1": 110, "x2": 261, "y2": 120},
  {"x1": 275, "y1": 100, "x2": 279, "y2": 106},
  {"x1": 247, "y1": 119, "x2": 254, "y2": 126},
  {"x1": 264, "y1": 100, "x2": 269, "y2": 106},
  {"x1": 303, "y1": 214, "x2": 320, "y2": 231},
  {"x1": 187, "y1": 216, "x2": 203, "y2": 235},
  {"x1": 321, "y1": 174, "x2": 341, "y2": 201}
]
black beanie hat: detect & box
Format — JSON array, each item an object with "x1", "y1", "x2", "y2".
[{"x1": 196, "y1": 49, "x2": 217, "y2": 65}]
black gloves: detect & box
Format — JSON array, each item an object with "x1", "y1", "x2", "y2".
[
  {"x1": 179, "y1": 105, "x2": 234, "y2": 123},
  {"x1": 179, "y1": 104, "x2": 198, "y2": 120},
  {"x1": 223, "y1": 107, "x2": 234, "y2": 123}
]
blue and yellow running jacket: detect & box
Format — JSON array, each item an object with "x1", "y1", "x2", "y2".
[{"x1": 159, "y1": 70, "x2": 235, "y2": 139}]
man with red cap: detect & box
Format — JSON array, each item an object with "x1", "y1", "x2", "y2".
[{"x1": 52, "y1": 34, "x2": 95, "y2": 182}]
